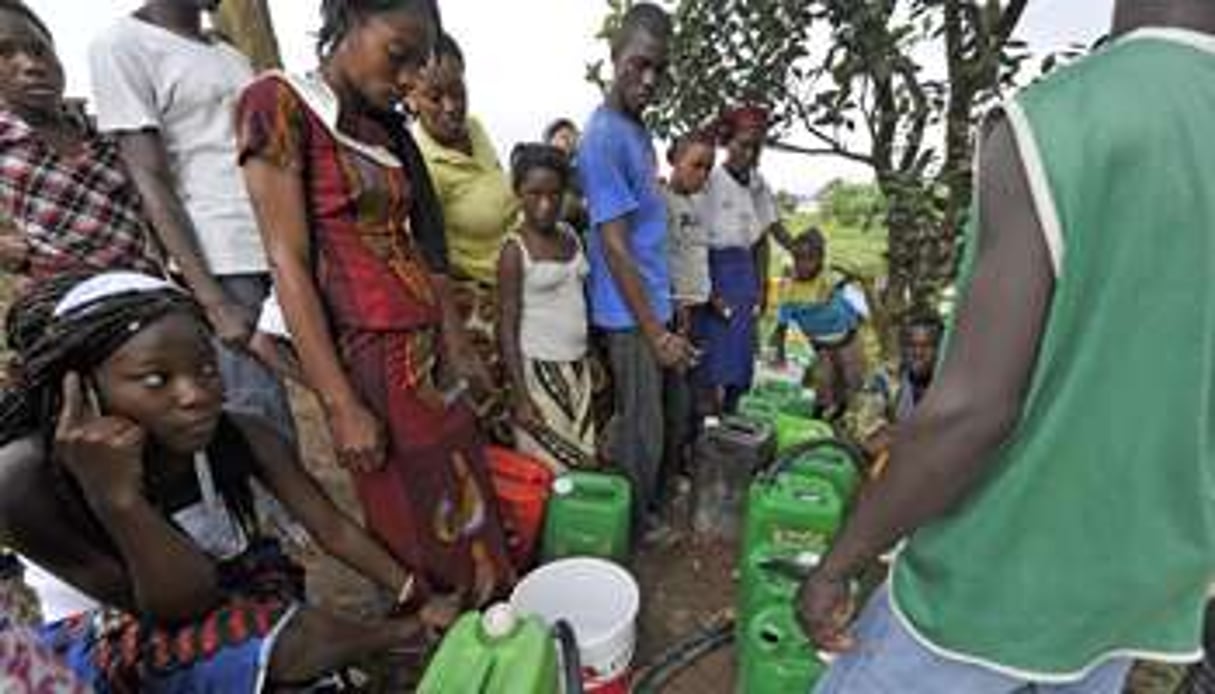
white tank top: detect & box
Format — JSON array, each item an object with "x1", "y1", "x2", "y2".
[{"x1": 509, "y1": 226, "x2": 589, "y2": 363}]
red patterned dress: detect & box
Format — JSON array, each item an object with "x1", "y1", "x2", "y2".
[{"x1": 236, "y1": 73, "x2": 512, "y2": 602}]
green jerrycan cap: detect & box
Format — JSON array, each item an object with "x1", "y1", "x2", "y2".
[{"x1": 552, "y1": 476, "x2": 575, "y2": 496}]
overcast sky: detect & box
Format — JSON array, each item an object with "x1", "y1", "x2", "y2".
[{"x1": 31, "y1": 0, "x2": 1113, "y2": 196}]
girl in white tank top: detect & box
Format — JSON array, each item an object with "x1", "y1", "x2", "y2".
[{"x1": 497, "y1": 144, "x2": 598, "y2": 472}]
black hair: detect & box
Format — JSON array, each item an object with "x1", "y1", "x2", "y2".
[
  {"x1": 543, "y1": 118, "x2": 577, "y2": 144},
  {"x1": 666, "y1": 128, "x2": 716, "y2": 166},
  {"x1": 0, "y1": 273, "x2": 260, "y2": 545},
  {"x1": 903, "y1": 309, "x2": 945, "y2": 340},
  {"x1": 316, "y1": 0, "x2": 442, "y2": 59},
  {"x1": 0, "y1": 0, "x2": 53, "y2": 43},
  {"x1": 792, "y1": 226, "x2": 826, "y2": 255},
  {"x1": 0, "y1": 273, "x2": 207, "y2": 446},
  {"x1": 510, "y1": 143, "x2": 570, "y2": 192},
  {"x1": 611, "y1": 2, "x2": 672, "y2": 60},
  {"x1": 435, "y1": 31, "x2": 463, "y2": 66}
]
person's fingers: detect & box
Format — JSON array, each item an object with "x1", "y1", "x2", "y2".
[
  {"x1": 57, "y1": 372, "x2": 86, "y2": 433},
  {"x1": 814, "y1": 623, "x2": 856, "y2": 653},
  {"x1": 110, "y1": 419, "x2": 146, "y2": 449}
]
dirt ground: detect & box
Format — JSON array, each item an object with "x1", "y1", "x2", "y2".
[{"x1": 285, "y1": 385, "x2": 1188, "y2": 693}]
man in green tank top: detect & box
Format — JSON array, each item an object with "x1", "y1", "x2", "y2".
[{"x1": 799, "y1": 1, "x2": 1215, "y2": 691}]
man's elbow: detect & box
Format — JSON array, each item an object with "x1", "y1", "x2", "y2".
[{"x1": 919, "y1": 387, "x2": 1024, "y2": 451}]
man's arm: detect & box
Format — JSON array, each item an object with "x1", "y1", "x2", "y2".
[
  {"x1": 800, "y1": 114, "x2": 1056, "y2": 647},
  {"x1": 116, "y1": 131, "x2": 254, "y2": 348},
  {"x1": 601, "y1": 216, "x2": 696, "y2": 368}
]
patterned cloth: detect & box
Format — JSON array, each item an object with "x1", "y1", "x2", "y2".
[
  {"x1": 450, "y1": 276, "x2": 513, "y2": 445},
  {"x1": 514, "y1": 357, "x2": 597, "y2": 473},
  {"x1": 237, "y1": 74, "x2": 513, "y2": 600},
  {"x1": 236, "y1": 74, "x2": 446, "y2": 332},
  {"x1": 0, "y1": 110, "x2": 163, "y2": 281},
  {"x1": 0, "y1": 618, "x2": 89, "y2": 694},
  {"x1": 40, "y1": 540, "x2": 302, "y2": 694}
]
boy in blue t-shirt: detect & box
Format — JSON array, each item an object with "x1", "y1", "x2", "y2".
[{"x1": 577, "y1": 3, "x2": 695, "y2": 538}]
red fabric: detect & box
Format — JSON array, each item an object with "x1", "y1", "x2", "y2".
[
  {"x1": 342, "y1": 329, "x2": 515, "y2": 601},
  {"x1": 237, "y1": 75, "x2": 513, "y2": 600},
  {"x1": 236, "y1": 76, "x2": 439, "y2": 331},
  {"x1": 717, "y1": 105, "x2": 772, "y2": 144}
]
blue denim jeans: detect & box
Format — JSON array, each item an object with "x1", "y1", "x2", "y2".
[
  {"x1": 217, "y1": 274, "x2": 297, "y2": 446},
  {"x1": 813, "y1": 584, "x2": 1132, "y2": 694}
]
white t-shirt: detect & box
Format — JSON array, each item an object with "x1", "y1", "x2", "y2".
[
  {"x1": 664, "y1": 188, "x2": 711, "y2": 304},
  {"x1": 700, "y1": 165, "x2": 779, "y2": 249},
  {"x1": 88, "y1": 16, "x2": 267, "y2": 275}
]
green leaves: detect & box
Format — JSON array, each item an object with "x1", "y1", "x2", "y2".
[{"x1": 587, "y1": 0, "x2": 1038, "y2": 312}]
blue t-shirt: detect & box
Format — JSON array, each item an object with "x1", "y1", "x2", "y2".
[{"x1": 577, "y1": 106, "x2": 672, "y2": 329}]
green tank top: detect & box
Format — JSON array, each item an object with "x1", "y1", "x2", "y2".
[{"x1": 892, "y1": 28, "x2": 1215, "y2": 679}]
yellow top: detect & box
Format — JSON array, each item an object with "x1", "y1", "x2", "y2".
[
  {"x1": 413, "y1": 116, "x2": 519, "y2": 285},
  {"x1": 777, "y1": 273, "x2": 834, "y2": 306}
]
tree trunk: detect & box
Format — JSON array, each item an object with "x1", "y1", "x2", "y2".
[{"x1": 212, "y1": 0, "x2": 283, "y2": 71}]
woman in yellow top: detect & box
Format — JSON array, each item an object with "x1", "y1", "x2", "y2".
[{"x1": 410, "y1": 33, "x2": 519, "y2": 442}]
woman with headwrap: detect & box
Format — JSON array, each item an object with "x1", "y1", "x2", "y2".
[
  {"x1": 0, "y1": 272, "x2": 455, "y2": 691},
  {"x1": 695, "y1": 105, "x2": 795, "y2": 413}
]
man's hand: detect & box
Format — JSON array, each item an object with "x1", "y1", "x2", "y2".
[
  {"x1": 55, "y1": 372, "x2": 146, "y2": 510},
  {"x1": 796, "y1": 570, "x2": 857, "y2": 653},
  {"x1": 647, "y1": 328, "x2": 698, "y2": 370},
  {"x1": 419, "y1": 592, "x2": 463, "y2": 632},
  {"x1": 204, "y1": 299, "x2": 257, "y2": 350},
  {"x1": 0, "y1": 215, "x2": 29, "y2": 274},
  {"x1": 512, "y1": 396, "x2": 544, "y2": 433}
]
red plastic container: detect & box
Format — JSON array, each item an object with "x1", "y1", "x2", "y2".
[{"x1": 486, "y1": 446, "x2": 555, "y2": 570}]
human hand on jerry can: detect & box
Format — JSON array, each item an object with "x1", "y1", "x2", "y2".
[{"x1": 796, "y1": 564, "x2": 858, "y2": 653}]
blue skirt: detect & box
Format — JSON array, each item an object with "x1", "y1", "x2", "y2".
[{"x1": 694, "y1": 247, "x2": 760, "y2": 390}]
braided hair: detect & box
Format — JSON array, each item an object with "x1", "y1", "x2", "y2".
[
  {"x1": 0, "y1": 0, "x2": 52, "y2": 43},
  {"x1": 316, "y1": 0, "x2": 442, "y2": 59},
  {"x1": 0, "y1": 273, "x2": 261, "y2": 540},
  {"x1": 0, "y1": 273, "x2": 206, "y2": 447},
  {"x1": 509, "y1": 142, "x2": 570, "y2": 192}
]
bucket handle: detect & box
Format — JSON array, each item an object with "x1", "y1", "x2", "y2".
[
  {"x1": 553, "y1": 619, "x2": 584, "y2": 694},
  {"x1": 760, "y1": 437, "x2": 865, "y2": 484}
]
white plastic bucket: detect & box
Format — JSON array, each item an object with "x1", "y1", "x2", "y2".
[{"x1": 510, "y1": 558, "x2": 640, "y2": 683}]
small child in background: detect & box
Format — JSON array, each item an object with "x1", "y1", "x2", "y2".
[
  {"x1": 663, "y1": 130, "x2": 718, "y2": 477},
  {"x1": 770, "y1": 228, "x2": 871, "y2": 419},
  {"x1": 497, "y1": 144, "x2": 597, "y2": 472},
  {"x1": 664, "y1": 130, "x2": 717, "y2": 335}
]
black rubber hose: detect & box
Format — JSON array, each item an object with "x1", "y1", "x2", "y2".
[
  {"x1": 552, "y1": 620, "x2": 584, "y2": 694},
  {"x1": 632, "y1": 621, "x2": 735, "y2": 694}
]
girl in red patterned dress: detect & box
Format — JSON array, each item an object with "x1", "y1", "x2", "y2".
[{"x1": 237, "y1": 0, "x2": 513, "y2": 608}]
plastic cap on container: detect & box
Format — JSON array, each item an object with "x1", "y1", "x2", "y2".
[
  {"x1": 796, "y1": 552, "x2": 821, "y2": 569},
  {"x1": 481, "y1": 603, "x2": 518, "y2": 639},
  {"x1": 552, "y1": 476, "x2": 575, "y2": 496}
]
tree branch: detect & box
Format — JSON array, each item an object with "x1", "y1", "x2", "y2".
[
  {"x1": 996, "y1": 0, "x2": 1031, "y2": 44},
  {"x1": 769, "y1": 138, "x2": 875, "y2": 166}
]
